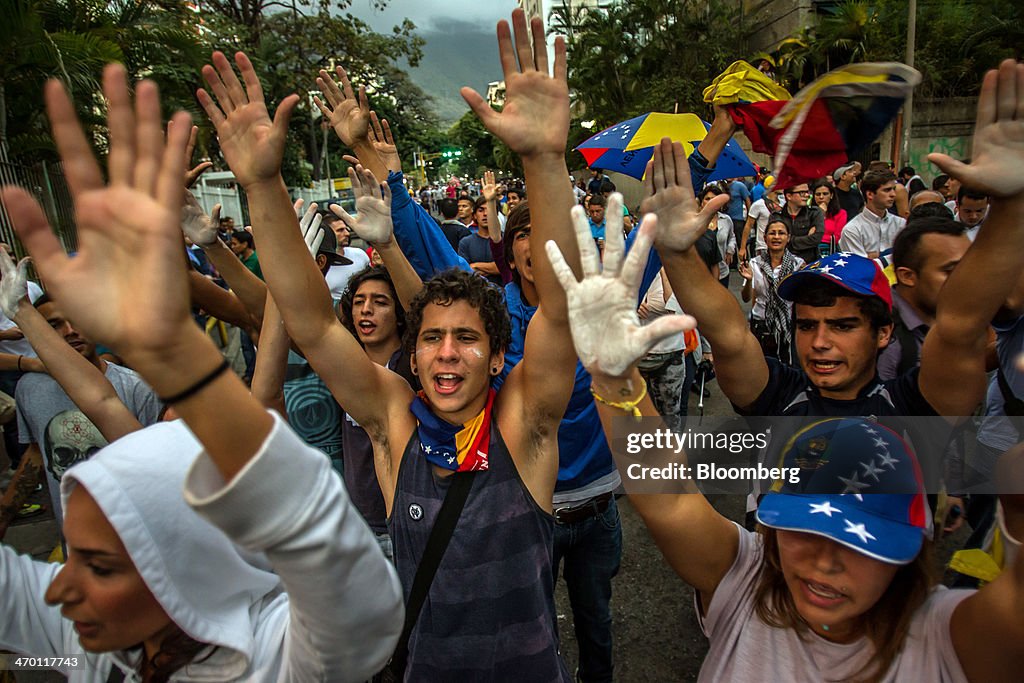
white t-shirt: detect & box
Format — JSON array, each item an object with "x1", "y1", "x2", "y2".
[
  {"x1": 747, "y1": 199, "x2": 773, "y2": 253},
  {"x1": 696, "y1": 524, "x2": 972, "y2": 683},
  {"x1": 0, "y1": 281, "x2": 44, "y2": 358},
  {"x1": 324, "y1": 248, "x2": 371, "y2": 300}
]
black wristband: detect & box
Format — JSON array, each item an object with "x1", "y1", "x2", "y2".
[
  {"x1": 17, "y1": 355, "x2": 23, "y2": 372},
  {"x1": 159, "y1": 359, "x2": 230, "y2": 404}
]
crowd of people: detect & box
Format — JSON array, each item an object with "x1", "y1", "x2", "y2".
[{"x1": 0, "y1": 8, "x2": 1022, "y2": 682}]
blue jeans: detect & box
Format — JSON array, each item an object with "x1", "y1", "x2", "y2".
[{"x1": 552, "y1": 496, "x2": 622, "y2": 683}]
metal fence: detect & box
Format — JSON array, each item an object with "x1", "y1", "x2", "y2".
[{"x1": 0, "y1": 157, "x2": 77, "y2": 260}]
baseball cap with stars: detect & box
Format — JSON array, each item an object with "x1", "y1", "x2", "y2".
[
  {"x1": 756, "y1": 418, "x2": 930, "y2": 565},
  {"x1": 777, "y1": 252, "x2": 892, "y2": 310}
]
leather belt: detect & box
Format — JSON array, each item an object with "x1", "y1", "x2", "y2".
[{"x1": 553, "y1": 492, "x2": 614, "y2": 525}]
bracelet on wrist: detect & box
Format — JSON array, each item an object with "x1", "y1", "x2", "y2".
[
  {"x1": 16, "y1": 355, "x2": 23, "y2": 372},
  {"x1": 590, "y1": 379, "x2": 648, "y2": 419},
  {"x1": 158, "y1": 359, "x2": 231, "y2": 404}
]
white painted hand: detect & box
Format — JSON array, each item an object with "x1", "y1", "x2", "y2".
[
  {"x1": 330, "y1": 165, "x2": 394, "y2": 246},
  {"x1": 180, "y1": 192, "x2": 221, "y2": 247},
  {"x1": 0, "y1": 248, "x2": 30, "y2": 320},
  {"x1": 546, "y1": 193, "x2": 697, "y2": 378},
  {"x1": 295, "y1": 199, "x2": 324, "y2": 258}
]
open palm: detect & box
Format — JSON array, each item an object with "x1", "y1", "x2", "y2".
[
  {"x1": 640, "y1": 138, "x2": 729, "y2": 253},
  {"x1": 547, "y1": 196, "x2": 696, "y2": 378},
  {"x1": 331, "y1": 166, "x2": 394, "y2": 246},
  {"x1": 2, "y1": 66, "x2": 192, "y2": 357},
  {"x1": 197, "y1": 51, "x2": 296, "y2": 188},
  {"x1": 461, "y1": 11, "x2": 569, "y2": 157},
  {"x1": 315, "y1": 66, "x2": 370, "y2": 149},
  {"x1": 929, "y1": 60, "x2": 1024, "y2": 198}
]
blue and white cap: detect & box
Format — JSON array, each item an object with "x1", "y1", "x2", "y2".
[{"x1": 756, "y1": 418, "x2": 930, "y2": 565}]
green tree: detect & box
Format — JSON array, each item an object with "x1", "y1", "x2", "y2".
[
  {"x1": 198, "y1": 2, "x2": 443, "y2": 187},
  {"x1": 449, "y1": 109, "x2": 497, "y2": 176},
  {"x1": 1, "y1": 0, "x2": 206, "y2": 161},
  {"x1": 772, "y1": 0, "x2": 1023, "y2": 98},
  {"x1": 550, "y1": 0, "x2": 738, "y2": 131}
]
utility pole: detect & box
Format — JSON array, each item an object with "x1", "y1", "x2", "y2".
[{"x1": 901, "y1": 0, "x2": 917, "y2": 166}]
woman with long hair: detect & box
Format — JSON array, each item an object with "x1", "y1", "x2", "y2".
[
  {"x1": 812, "y1": 178, "x2": 848, "y2": 254},
  {"x1": 0, "y1": 65, "x2": 402, "y2": 682},
  {"x1": 739, "y1": 216, "x2": 803, "y2": 364},
  {"x1": 547, "y1": 200, "x2": 1024, "y2": 683}
]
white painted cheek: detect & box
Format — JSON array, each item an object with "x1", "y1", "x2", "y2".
[{"x1": 468, "y1": 348, "x2": 484, "y2": 359}]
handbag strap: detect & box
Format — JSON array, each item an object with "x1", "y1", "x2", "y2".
[{"x1": 390, "y1": 471, "x2": 475, "y2": 674}]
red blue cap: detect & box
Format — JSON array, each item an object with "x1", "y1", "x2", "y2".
[{"x1": 777, "y1": 252, "x2": 892, "y2": 310}]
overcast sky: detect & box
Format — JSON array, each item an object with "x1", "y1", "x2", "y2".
[{"x1": 346, "y1": 0, "x2": 522, "y2": 34}]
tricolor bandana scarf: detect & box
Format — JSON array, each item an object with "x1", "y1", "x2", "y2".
[{"x1": 410, "y1": 388, "x2": 496, "y2": 471}]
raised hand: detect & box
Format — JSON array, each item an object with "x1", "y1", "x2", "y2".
[
  {"x1": 1, "y1": 64, "x2": 193, "y2": 360},
  {"x1": 640, "y1": 137, "x2": 729, "y2": 253},
  {"x1": 738, "y1": 260, "x2": 752, "y2": 281},
  {"x1": 197, "y1": 51, "x2": 297, "y2": 189},
  {"x1": 315, "y1": 66, "x2": 370, "y2": 149},
  {"x1": 369, "y1": 111, "x2": 401, "y2": 173},
  {"x1": 180, "y1": 192, "x2": 221, "y2": 247},
  {"x1": 179, "y1": 122, "x2": 213, "y2": 188},
  {"x1": 0, "y1": 249, "x2": 30, "y2": 319},
  {"x1": 296, "y1": 200, "x2": 325, "y2": 258},
  {"x1": 929, "y1": 60, "x2": 1024, "y2": 198},
  {"x1": 546, "y1": 193, "x2": 696, "y2": 378},
  {"x1": 460, "y1": 9, "x2": 569, "y2": 157},
  {"x1": 330, "y1": 166, "x2": 394, "y2": 246},
  {"x1": 481, "y1": 170, "x2": 498, "y2": 202}
]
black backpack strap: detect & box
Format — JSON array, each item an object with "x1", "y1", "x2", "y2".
[
  {"x1": 996, "y1": 366, "x2": 1024, "y2": 416},
  {"x1": 387, "y1": 471, "x2": 475, "y2": 677}
]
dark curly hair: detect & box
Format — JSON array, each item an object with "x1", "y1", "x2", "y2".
[
  {"x1": 338, "y1": 265, "x2": 406, "y2": 344},
  {"x1": 403, "y1": 268, "x2": 511, "y2": 356}
]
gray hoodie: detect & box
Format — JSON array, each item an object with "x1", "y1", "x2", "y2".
[{"x1": 0, "y1": 412, "x2": 403, "y2": 681}]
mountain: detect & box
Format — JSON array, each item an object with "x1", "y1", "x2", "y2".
[{"x1": 406, "y1": 20, "x2": 504, "y2": 126}]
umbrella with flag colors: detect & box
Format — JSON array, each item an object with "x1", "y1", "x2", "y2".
[{"x1": 575, "y1": 113, "x2": 757, "y2": 181}]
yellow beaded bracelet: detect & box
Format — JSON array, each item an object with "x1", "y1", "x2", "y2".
[{"x1": 590, "y1": 380, "x2": 648, "y2": 418}]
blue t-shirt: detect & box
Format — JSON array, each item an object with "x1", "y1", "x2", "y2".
[
  {"x1": 457, "y1": 232, "x2": 502, "y2": 286},
  {"x1": 728, "y1": 180, "x2": 751, "y2": 221},
  {"x1": 752, "y1": 182, "x2": 766, "y2": 203}
]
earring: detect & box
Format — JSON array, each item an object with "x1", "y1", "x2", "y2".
[{"x1": 491, "y1": 366, "x2": 499, "y2": 375}]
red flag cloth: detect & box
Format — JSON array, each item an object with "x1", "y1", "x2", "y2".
[{"x1": 729, "y1": 100, "x2": 848, "y2": 188}]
